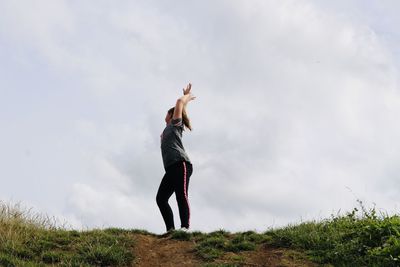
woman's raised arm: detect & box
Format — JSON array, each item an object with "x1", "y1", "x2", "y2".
[{"x1": 172, "y1": 83, "x2": 196, "y2": 120}]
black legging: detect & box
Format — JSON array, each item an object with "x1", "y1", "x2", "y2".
[{"x1": 156, "y1": 161, "x2": 193, "y2": 231}]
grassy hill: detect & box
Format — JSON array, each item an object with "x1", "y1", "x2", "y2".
[{"x1": 1, "y1": 200, "x2": 399, "y2": 266}]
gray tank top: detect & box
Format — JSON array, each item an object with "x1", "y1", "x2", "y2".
[{"x1": 160, "y1": 118, "x2": 191, "y2": 170}]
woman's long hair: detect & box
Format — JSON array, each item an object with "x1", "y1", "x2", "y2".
[{"x1": 168, "y1": 107, "x2": 192, "y2": 131}]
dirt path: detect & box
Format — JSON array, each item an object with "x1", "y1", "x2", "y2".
[
  {"x1": 132, "y1": 234, "x2": 202, "y2": 267},
  {"x1": 131, "y1": 233, "x2": 319, "y2": 267}
]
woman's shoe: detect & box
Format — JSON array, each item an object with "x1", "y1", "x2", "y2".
[{"x1": 159, "y1": 229, "x2": 175, "y2": 238}]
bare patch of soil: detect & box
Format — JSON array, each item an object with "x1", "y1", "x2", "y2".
[{"x1": 132, "y1": 233, "x2": 202, "y2": 267}]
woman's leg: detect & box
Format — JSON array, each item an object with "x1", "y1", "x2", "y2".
[
  {"x1": 174, "y1": 161, "x2": 193, "y2": 229},
  {"x1": 156, "y1": 172, "x2": 175, "y2": 231}
]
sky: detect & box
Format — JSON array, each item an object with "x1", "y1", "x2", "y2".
[{"x1": 1, "y1": 0, "x2": 400, "y2": 234}]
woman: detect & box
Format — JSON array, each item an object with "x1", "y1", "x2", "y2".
[{"x1": 156, "y1": 83, "x2": 196, "y2": 234}]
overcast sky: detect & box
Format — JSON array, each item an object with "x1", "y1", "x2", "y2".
[{"x1": 1, "y1": 0, "x2": 400, "y2": 234}]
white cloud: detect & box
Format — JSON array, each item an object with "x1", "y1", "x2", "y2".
[{"x1": 67, "y1": 183, "x2": 159, "y2": 230}]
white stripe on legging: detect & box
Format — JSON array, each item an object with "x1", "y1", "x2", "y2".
[{"x1": 183, "y1": 161, "x2": 190, "y2": 227}]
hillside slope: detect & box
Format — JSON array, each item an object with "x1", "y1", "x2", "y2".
[
  {"x1": 0, "y1": 201, "x2": 317, "y2": 266},
  {"x1": 2, "y1": 201, "x2": 400, "y2": 266}
]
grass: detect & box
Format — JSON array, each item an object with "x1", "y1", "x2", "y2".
[
  {"x1": 265, "y1": 201, "x2": 400, "y2": 266},
  {"x1": 1, "y1": 199, "x2": 400, "y2": 266},
  {"x1": 0, "y1": 201, "x2": 135, "y2": 266},
  {"x1": 170, "y1": 229, "x2": 269, "y2": 261}
]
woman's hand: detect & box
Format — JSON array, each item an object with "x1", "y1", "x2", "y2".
[
  {"x1": 173, "y1": 83, "x2": 195, "y2": 120},
  {"x1": 181, "y1": 82, "x2": 195, "y2": 105},
  {"x1": 182, "y1": 83, "x2": 192, "y2": 95},
  {"x1": 180, "y1": 92, "x2": 196, "y2": 105},
  {"x1": 182, "y1": 93, "x2": 196, "y2": 104}
]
